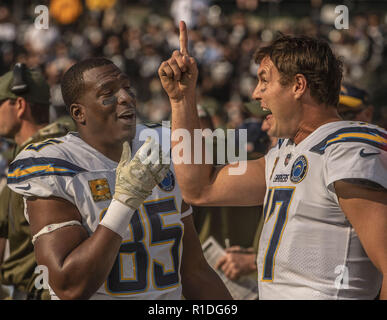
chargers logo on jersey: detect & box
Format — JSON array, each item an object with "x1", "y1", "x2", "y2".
[
  {"x1": 158, "y1": 170, "x2": 175, "y2": 192},
  {"x1": 290, "y1": 155, "x2": 308, "y2": 183}
]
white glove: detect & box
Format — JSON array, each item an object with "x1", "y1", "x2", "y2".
[{"x1": 114, "y1": 137, "x2": 170, "y2": 210}]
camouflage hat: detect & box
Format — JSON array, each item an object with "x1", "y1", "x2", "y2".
[
  {"x1": 244, "y1": 100, "x2": 271, "y2": 117},
  {"x1": 0, "y1": 65, "x2": 50, "y2": 105}
]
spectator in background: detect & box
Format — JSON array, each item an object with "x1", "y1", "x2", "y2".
[
  {"x1": 170, "y1": 0, "x2": 209, "y2": 29},
  {"x1": 0, "y1": 5, "x2": 16, "y2": 75},
  {"x1": 337, "y1": 83, "x2": 374, "y2": 123},
  {"x1": 0, "y1": 64, "x2": 74, "y2": 300},
  {"x1": 236, "y1": 100, "x2": 270, "y2": 159},
  {"x1": 224, "y1": 100, "x2": 245, "y2": 130}
]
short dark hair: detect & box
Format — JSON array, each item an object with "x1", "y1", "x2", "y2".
[
  {"x1": 254, "y1": 34, "x2": 343, "y2": 107},
  {"x1": 8, "y1": 99, "x2": 49, "y2": 125},
  {"x1": 29, "y1": 101, "x2": 50, "y2": 124},
  {"x1": 61, "y1": 57, "x2": 114, "y2": 112}
]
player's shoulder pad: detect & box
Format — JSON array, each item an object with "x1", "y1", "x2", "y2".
[
  {"x1": 7, "y1": 135, "x2": 86, "y2": 185},
  {"x1": 309, "y1": 122, "x2": 387, "y2": 155},
  {"x1": 22, "y1": 137, "x2": 65, "y2": 155},
  {"x1": 20, "y1": 120, "x2": 75, "y2": 152}
]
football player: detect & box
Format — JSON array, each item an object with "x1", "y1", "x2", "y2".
[
  {"x1": 159, "y1": 21, "x2": 387, "y2": 299},
  {"x1": 7, "y1": 58, "x2": 232, "y2": 300}
]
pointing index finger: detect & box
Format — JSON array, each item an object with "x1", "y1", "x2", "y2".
[{"x1": 179, "y1": 20, "x2": 189, "y2": 55}]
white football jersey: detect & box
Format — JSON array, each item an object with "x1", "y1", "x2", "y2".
[
  {"x1": 7, "y1": 124, "x2": 192, "y2": 300},
  {"x1": 258, "y1": 121, "x2": 386, "y2": 300}
]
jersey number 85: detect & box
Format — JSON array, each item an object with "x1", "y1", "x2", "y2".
[{"x1": 100, "y1": 197, "x2": 183, "y2": 295}]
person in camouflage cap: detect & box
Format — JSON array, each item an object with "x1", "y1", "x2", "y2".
[{"x1": 0, "y1": 63, "x2": 75, "y2": 299}]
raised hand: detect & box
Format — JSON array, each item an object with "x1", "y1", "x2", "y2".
[{"x1": 158, "y1": 21, "x2": 198, "y2": 102}]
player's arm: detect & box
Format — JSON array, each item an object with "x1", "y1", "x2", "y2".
[
  {"x1": 159, "y1": 21, "x2": 266, "y2": 207},
  {"x1": 180, "y1": 211, "x2": 233, "y2": 299},
  {"x1": 18, "y1": 138, "x2": 170, "y2": 300},
  {"x1": 335, "y1": 180, "x2": 387, "y2": 300},
  {"x1": 27, "y1": 196, "x2": 122, "y2": 300},
  {"x1": 181, "y1": 158, "x2": 266, "y2": 206}
]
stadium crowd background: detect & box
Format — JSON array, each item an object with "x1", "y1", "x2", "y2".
[{"x1": 1, "y1": 0, "x2": 387, "y2": 127}]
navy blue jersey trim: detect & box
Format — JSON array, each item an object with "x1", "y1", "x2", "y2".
[
  {"x1": 278, "y1": 139, "x2": 285, "y2": 149},
  {"x1": 309, "y1": 127, "x2": 387, "y2": 155},
  {"x1": 7, "y1": 157, "x2": 87, "y2": 184}
]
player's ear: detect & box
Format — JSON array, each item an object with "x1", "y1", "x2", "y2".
[
  {"x1": 14, "y1": 97, "x2": 28, "y2": 120},
  {"x1": 293, "y1": 74, "x2": 307, "y2": 100},
  {"x1": 70, "y1": 103, "x2": 86, "y2": 125}
]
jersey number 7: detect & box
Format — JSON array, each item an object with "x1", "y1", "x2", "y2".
[{"x1": 262, "y1": 187, "x2": 295, "y2": 282}]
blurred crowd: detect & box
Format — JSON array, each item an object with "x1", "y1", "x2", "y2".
[
  {"x1": 0, "y1": 0, "x2": 386, "y2": 169},
  {"x1": 1, "y1": 0, "x2": 386, "y2": 125}
]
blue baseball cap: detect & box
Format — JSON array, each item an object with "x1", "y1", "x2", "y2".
[{"x1": 339, "y1": 84, "x2": 369, "y2": 109}]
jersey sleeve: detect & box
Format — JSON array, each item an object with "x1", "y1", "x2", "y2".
[
  {"x1": 324, "y1": 141, "x2": 387, "y2": 190},
  {"x1": 6, "y1": 147, "x2": 86, "y2": 205}
]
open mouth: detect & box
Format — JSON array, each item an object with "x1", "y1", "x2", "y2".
[
  {"x1": 261, "y1": 106, "x2": 272, "y2": 120},
  {"x1": 117, "y1": 112, "x2": 136, "y2": 127},
  {"x1": 118, "y1": 113, "x2": 135, "y2": 120},
  {"x1": 118, "y1": 109, "x2": 136, "y2": 121}
]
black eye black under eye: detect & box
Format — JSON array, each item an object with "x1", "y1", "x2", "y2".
[{"x1": 102, "y1": 95, "x2": 117, "y2": 106}]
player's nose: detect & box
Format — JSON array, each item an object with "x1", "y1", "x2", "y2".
[
  {"x1": 117, "y1": 88, "x2": 135, "y2": 106},
  {"x1": 252, "y1": 83, "x2": 262, "y2": 101}
]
